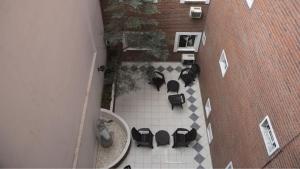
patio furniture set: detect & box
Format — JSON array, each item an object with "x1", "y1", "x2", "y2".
[
  {"x1": 131, "y1": 127, "x2": 197, "y2": 149},
  {"x1": 149, "y1": 63, "x2": 200, "y2": 110},
  {"x1": 131, "y1": 63, "x2": 200, "y2": 149}
]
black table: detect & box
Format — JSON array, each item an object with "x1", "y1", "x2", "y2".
[
  {"x1": 155, "y1": 130, "x2": 170, "y2": 146},
  {"x1": 167, "y1": 80, "x2": 179, "y2": 93}
]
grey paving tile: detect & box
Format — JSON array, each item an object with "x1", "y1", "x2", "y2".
[
  {"x1": 193, "y1": 143, "x2": 203, "y2": 152},
  {"x1": 189, "y1": 104, "x2": 197, "y2": 112},
  {"x1": 187, "y1": 96, "x2": 197, "y2": 103},
  {"x1": 196, "y1": 133, "x2": 202, "y2": 141},
  {"x1": 197, "y1": 165, "x2": 205, "y2": 169},
  {"x1": 157, "y1": 66, "x2": 165, "y2": 72},
  {"x1": 194, "y1": 154, "x2": 205, "y2": 164},
  {"x1": 166, "y1": 66, "x2": 174, "y2": 72},
  {"x1": 189, "y1": 113, "x2": 199, "y2": 121},
  {"x1": 191, "y1": 122, "x2": 200, "y2": 130},
  {"x1": 186, "y1": 88, "x2": 195, "y2": 95},
  {"x1": 175, "y1": 66, "x2": 182, "y2": 72}
]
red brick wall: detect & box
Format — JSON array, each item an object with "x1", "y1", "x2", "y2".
[
  {"x1": 101, "y1": 0, "x2": 209, "y2": 61},
  {"x1": 198, "y1": 0, "x2": 300, "y2": 168}
]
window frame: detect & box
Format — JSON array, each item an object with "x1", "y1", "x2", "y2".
[
  {"x1": 246, "y1": 0, "x2": 254, "y2": 8},
  {"x1": 205, "y1": 98, "x2": 211, "y2": 118},
  {"x1": 174, "y1": 32, "x2": 202, "y2": 52},
  {"x1": 202, "y1": 31, "x2": 206, "y2": 46},
  {"x1": 219, "y1": 49, "x2": 229, "y2": 77},
  {"x1": 207, "y1": 123, "x2": 213, "y2": 144},
  {"x1": 259, "y1": 116, "x2": 280, "y2": 156}
]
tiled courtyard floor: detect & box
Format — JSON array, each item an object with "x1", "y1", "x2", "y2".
[{"x1": 115, "y1": 62, "x2": 213, "y2": 169}]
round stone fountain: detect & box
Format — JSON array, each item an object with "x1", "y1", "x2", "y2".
[{"x1": 96, "y1": 109, "x2": 131, "y2": 169}]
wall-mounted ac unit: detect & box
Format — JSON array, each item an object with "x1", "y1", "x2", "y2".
[
  {"x1": 190, "y1": 7, "x2": 202, "y2": 19},
  {"x1": 182, "y1": 54, "x2": 195, "y2": 65}
]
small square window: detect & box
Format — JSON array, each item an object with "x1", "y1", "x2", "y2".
[
  {"x1": 219, "y1": 49, "x2": 229, "y2": 77},
  {"x1": 202, "y1": 32, "x2": 206, "y2": 46},
  {"x1": 207, "y1": 123, "x2": 213, "y2": 144},
  {"x1": 225, "y1": 161, "x2": 233, "y2": 169},
  {"x1": 259, "y1": 116, "x2": 280, "y2": 156},
  {"x1": 205, "y1": 98, "x2": 211, "y2": 118},
  {"x1": 246, "y1": 0, "x2": 254, "y2": 8}
]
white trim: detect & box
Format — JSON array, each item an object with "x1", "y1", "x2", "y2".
[
  {"x1": 109, "y1": 83, "x2": 116, "y2": 111},
  {"x1": 246, "y1": 0, "x2": 254, "y2": 8},
  {"x1": 144, "y1": 0, "x2": 158, "y2": 3},
  {"x1": 73, "y1": 52, "x2": 97, "y2": 168},
  {"x1": 180, "y1": 0, "x2": 209, "y2": 4},
  {"x1": 219, "y1": 49, "x2": 229, "y2": 77},
  {"x1": 259, "y1": 116, "x2": 280, "y2": 156},
  {"x1": 207, "y1": 123, "x2": 213, "y2": 144},
  {"x1": 174, "y1": 32, "x2": 202, "y2": 52},
  {"x1": 205, "y1": 98, "x2": 211, "y2": 118},
  {"x1": 225, "y1": 161, "x2": 233, "y2": 169}
]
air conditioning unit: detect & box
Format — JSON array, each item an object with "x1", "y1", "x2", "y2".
[
  {"x1": 182, "y1": 54, "x2": 195, "y2": 65},
  {"x1": 190, "y1": 7, "x2": 202, "y2": 19}
]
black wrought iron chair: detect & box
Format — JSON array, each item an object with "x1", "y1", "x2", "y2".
[
  {"x1": 178, "y1": 64, "x2": 200, "y2": 87},
  {"x1": 149, "y1": 71, "x2": 166, "y2": 91},
  {"x1": 172, "y1": 128, "x2": 197, "y2": 148},
  {"x1": 131, "y1": 127, "x2": 154, "y2": 148},
  {"x1": 168, "y1": 93, "x2": 185, "y2": 110},
  {"x1": 124, "y1": 165, "x2": 131, "y2": 169}
]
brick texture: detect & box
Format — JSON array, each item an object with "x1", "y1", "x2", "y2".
[
  {"x1": 198, "y1": 0, "x2": 300, "y2": 168},
  {"x1": 101, "y1": 0, "x2": 208, "y2": 61}
]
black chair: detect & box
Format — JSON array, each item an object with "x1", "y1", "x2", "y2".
[
  {"x1": 131, "y1": 127, "x2": 154, "y2": 148},
  {"x1": 124, "y1": 165, "x2": 131, "y2": 169},
  {"x1": 168, "y1": 93, "x2": 185, "y2": 110},
  {"x1": 178, "y1": 64, "x2": 200, "y2": 87},
  {"x1": 190, "y1": 63, "x2": 200, "y2": 74},
  {"x1": 172, "y1": 128, "x2": 197, "y2": 148},
  {"x1": 149, "y1": 71, "x2": 166, "y2": 91},
  {"x1": 167, "y1": 80, "x2": 180, "y2": 93}
]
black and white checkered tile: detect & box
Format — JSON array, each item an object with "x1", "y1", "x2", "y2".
[{"x1": 120, "y1": 63, "x2": 208, "y2": 169}]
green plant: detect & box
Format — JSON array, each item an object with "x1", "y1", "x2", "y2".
[{"x1": 102, "y1": 0, "x2": 169, "y2": 98}]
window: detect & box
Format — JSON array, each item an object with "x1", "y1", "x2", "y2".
[
  {"x1": 205, "y1": 98, "x2": 211, "y2": 118},
  {"x1": 219, "y1": 49, "x2": 229, "y2": 77},
  {"x1": 225, "y1": 161, "x2": 233, "y2": 169},
  {"x1": 207, "y1": 123, "x2": 213, "y2": 144},
  {"x1": 202, "y1": 32, "x2": 206, "y2": 46},
  {"x1": 259, "y1": 116, "x2": 280, "y2": 156},
  {"x1": 246, "y1": 0, "x2": 254, "y2": 8},
  {"x1": 174, "y1": 32, "x2": 202, "y2": 52}
]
